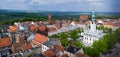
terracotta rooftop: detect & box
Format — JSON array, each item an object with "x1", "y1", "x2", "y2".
[
  {"x1": 48, "y1": 27, "x2": 57, "y2": 32},
  {"x1": 0, "y1": 38, "x2": 11, "y2": 47},
  {"x1": 33, "y1": 33, "x2": 48, "y2": 43},
  {"x1": 9, "y1": 25, "x2": 17, "y2": 32},
  {"x1": 29, "y1": 25, "x2": 37, "y2": 31},
  {"x1": 38, "y1": 25, "x2": 47, "y2": 31},
  {"x1": 31, "y1": 40, "x2": 42, "y2": 46},
  {"x1": 44, "y1": 49, "x2": 55, "y2": 57},
  {"x1": 80, "y1": 15, "x2": 89, "y2": 21},
  {"x1": 54, "y1": 44, "x2": 64, "y2": 52},
  {"x1": 103, "y1": 22, "x2": 120, "y2": 26},
  {"x1": 75, "y1": 52, "x2": 84, "y2": 57},
  {"x1": 22, "y1": 44, "x2": 33, "y2": 51}
]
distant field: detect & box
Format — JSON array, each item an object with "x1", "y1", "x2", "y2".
[
  {"x1": 0, "y1": 9, "x2": 120, "y2": 20},
  {"x1": 0, "y1": 9, "x2": 120, "y2": 25}
]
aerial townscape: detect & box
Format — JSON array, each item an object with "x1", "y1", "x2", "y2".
[
  {"x1": 0, "y1": 10, "x2": 120, "y2": 57},
  {"x1": 0, "y1": 0, "x2": 120, "y2": 57}
]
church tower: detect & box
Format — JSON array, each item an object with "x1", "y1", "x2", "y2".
[
  {"x1": 90, "y1": 11, "x2": 96, "y2": 32},
  {"x1": 48, "y1": 14, "x2": 53, "y2": 25}
]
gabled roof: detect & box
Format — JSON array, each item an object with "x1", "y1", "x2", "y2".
[
  {"x1": 75, "y1": 52, "x2": 84, "y2": 57},
  {"x1": 75, "y1": 52, "x2": 90, "y2": 57},
  {"x1": 44, "y1": 49, "x2": 55, "y2": 57},
  {"x1": 48, "y1": 27, "x2": 57, "y2": 32},
  {"x1": 31, "y1": 40, "x2": 42, "y2": 46},
  {"x1": 33, "y1": 33, "x2": 48, "y2": 43},
  {"x1": 80, "y1": 15, "x2": 89, "y2": 21},
  {"x1": 0, "y1": 38, "x2": 11, "y2": 47},
  {"x1": 29, "y1": 24, "x2": 38, "y2": 31},
  {"x1": 9, "y1": 25, "x2": 17, "y2": 32},
  {"x1": 38, "y1": 25, "x2": 47, "y2": 31},
  {"x1": 54, "y1": 44, "x2": 64, "y2": 52},
  {"x1": 22, "y1": 44, "x2": 33, "y2": 51}
]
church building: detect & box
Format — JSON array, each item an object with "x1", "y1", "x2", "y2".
[{"x1": 81, "y1": 11, "x2": 104, "y2": 46}]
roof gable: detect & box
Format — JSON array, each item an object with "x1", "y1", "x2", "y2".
[
  {"x1": 0, "y1": 38, "x2": 11, "y2": 47},
  {"x1": 33, "y1": 33, "x2": 48, "y2": 43}
]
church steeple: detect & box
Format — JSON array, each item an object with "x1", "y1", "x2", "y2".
[
  {"x1": 92, "y1": 10, "x2": 95, "y2": 23},
  {"x1": 90, "y1": 10, "x2": 96, "y2": 32}
]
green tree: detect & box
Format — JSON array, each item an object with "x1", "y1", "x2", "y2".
[
  {"x1": 60, "y1": 38, "x2": 69, "y2": 47},
  {"x1": 69, "y1": 29, "x2": 79, "y2": 40},
  {"x1": 59, "y1": 32, "x2": 68, "y2": 39},
  {"x1": 92, "y1": 39, "x2": 108, "y2": 53},
  {"x1": 72, "y1": 41, "x2": 83, "y2": 48}
]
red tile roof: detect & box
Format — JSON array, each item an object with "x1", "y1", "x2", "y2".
[
  {"x1": 38, "y1": 25, "x2": 47, "y2": 31},
  {"x1": 9, "y1": 25, "x2": 17, "y2": 32},
  {"x1": 29, "y1": 25, "x2": 38, "y2": 31},
  {"x1": 80, "y1": 15, "x2": 89, "y2": 21},
  {"x1": 33, "y1": 33, "x2": 48, "y2": 43},
  {"x1": 0, "y1": 38, "x2": 11, "y2": 47},
  {"x1": 75, "y1": 52, "x2": 84, "y2": 57},
  {"x1": 44, "y1": 49, "x2": 55, "y2": 57},
  {"x1": 22, "y1": 44, "x2": 33, "y2": 51},
  {"x1": 31, "y1": 40, "x2": 42, "y2": 46},
  {"x1": 54, "y1": 44, "x2": 64, "y2": 52},
  {"x1": 48, "y1": 27, "x2": 57, "y2": 32}
]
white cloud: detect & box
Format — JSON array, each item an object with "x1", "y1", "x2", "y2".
[
  {"x1": 85, "y1": 0, "x2": 107, "y2": 2},
  {"x1": 29, "y1": 0, "x2": 82, "y2": 5}
]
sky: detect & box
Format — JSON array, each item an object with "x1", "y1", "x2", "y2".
[{"x1": 0, "y1": 0, "x2": 119, "y2": 12}]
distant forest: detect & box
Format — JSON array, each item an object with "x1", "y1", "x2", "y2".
[{"x1": 0, "y1": 10, "x2": 120, "y2": 25}]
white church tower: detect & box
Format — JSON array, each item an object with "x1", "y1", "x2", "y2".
[
  {"x1": 90, "y1": 11, "x2": 96, "y2": 32},
  {"x1": 81, "y1": 11, "x2": 104, "y2": 46}
]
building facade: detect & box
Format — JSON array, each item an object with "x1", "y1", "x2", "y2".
[{"x1": 81, "y1": 11, "x2": 104, "y2": 46}]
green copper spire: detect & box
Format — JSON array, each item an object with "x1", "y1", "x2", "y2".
[{"x1": 92, "y1": 10, "x2": 95, "y2": 22}]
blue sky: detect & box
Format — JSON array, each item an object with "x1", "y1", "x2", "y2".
[{"x1": 0, "y1": 0, "x2": 119, "y2": 12}]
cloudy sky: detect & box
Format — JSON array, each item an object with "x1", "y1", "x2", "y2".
[{"x1": 0, "y1": 0, "x2": 119, "y2": 12}]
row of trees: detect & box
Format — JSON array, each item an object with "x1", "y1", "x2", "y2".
[
  {"x1": 0, "y1": 16, "x2": 47, "y2": 25},
  {"x1": 97, "y1": 26, "x2": 112, "y2": 33}
]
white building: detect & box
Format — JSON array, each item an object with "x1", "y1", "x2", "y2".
[{"x1": 81, "y1": 11, "x2": 104, "y2": 46}]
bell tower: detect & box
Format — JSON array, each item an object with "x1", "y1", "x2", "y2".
[
  {"x1": 90, "y1": 11, "x2": 96, "y2": 32},
  {"x1": 48, "y1": 14, "x2": 53, "y2": 25}
]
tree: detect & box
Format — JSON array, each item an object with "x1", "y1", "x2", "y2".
[
  {"x1": 114, "y1": 28, "x2": 120, "y2": 40},
  {"x1": 59, "y1": 32, "x2": 68, "y2": 39},
  {"x1": 92, "y1": 39, "x2": 108, "y2": 53},
  {"x1": 83, "y1": 39, "x2": 109, "y2": 57},
  {"x1": 69, "y1": 29, "x2": 79, "y2": 40},
  {"x1": 60, "y1": 38, "x2": 69, "y2": 47},
  {"x1": 103, "y1": 34, "x2": 117, "y2": 48},
  {"x1": 72, "y1": 41, "x2": 83, "y2": 48}
]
